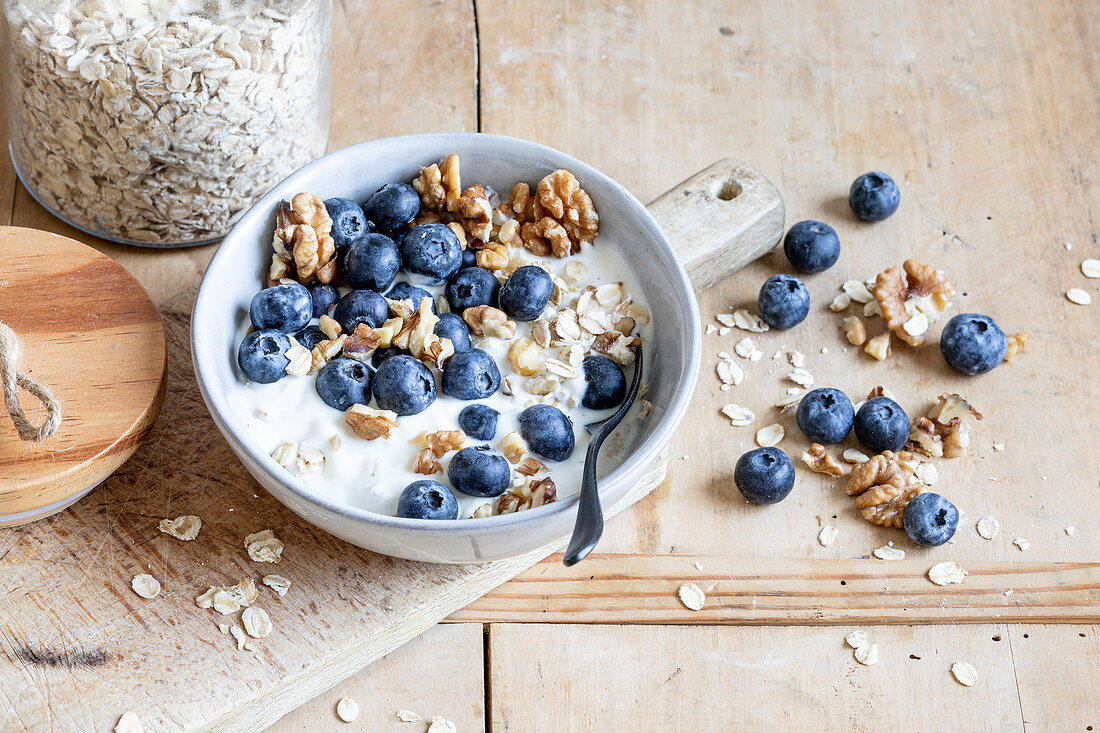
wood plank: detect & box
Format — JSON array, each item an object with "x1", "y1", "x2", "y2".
[
  {"x1": 477, "y1": 1, "x2": 1100, "y2": 565},
  {"x1": 450, "y1": 554, "x2": 1100, "y2": 625},
  {"x1": 267, "y1": 623, "x2": 484, "y2": 732},
  {"x1": 1011, "y1": 625, "x2": 1100, "y2": 730},
  {"x1": 6, "y1": 0, "x2": 478, "y2": 305},
  {"x1": 489, "y1": 623, "x2": 1027, "y2": 731}
]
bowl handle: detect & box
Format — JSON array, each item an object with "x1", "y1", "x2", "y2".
[{"x1": 647, "y1": 159, "x2": 785, "y2": 290}]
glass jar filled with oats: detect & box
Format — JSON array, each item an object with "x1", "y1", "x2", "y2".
[{"x1": 0, "y1": 0, "x2": 331, "y2": 246}]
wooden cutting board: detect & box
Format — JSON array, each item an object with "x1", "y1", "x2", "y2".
[{"x1": 0, "y1": 162, "x2": 783, "y2": 732}]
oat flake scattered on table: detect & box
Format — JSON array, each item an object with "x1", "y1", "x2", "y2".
[
  {"x1": 720, "y1": 403, "x2": 754, "y2": 427},
  {"x1": 927, "y1": 561, "x2": 967, "y2": 586},
  {"x1": 853, "y1": 643, "x2": 878, "y2": 666},
  {"x1": 242, "y1": 606, "x2": 273, "y2": 638},
  {"x1": 336, "y1": 697, "x2": 360, "y2": 723},
  {"x1": 114, "y1": 711, "x2": 143, "y2": 733},
  {"x1": 1013, "y1": 537, "x2": 1031, "y2": 551},
  {"x1": 130, "y1": 574, "x2": 160, "y2": 599},
  {"x1": 976, "y1": 516, "x2": 1000, "y2": 540},
  {"x1": 755, "y1": 423, "x2": 785, "y2": 447},
  {"x1": 845, "y1": 630, "x2": 868, "y2": 649},
  {"x1": 951, "y1": 661, "x2": 978, "y2": 687},
  {"x1": 262, "y1": 574, "x2": 292, "y2": 596},
  {"x1": 817, "y1": 526, "x2": 839, "y2": 547},
  {"x1": 245, "y1": 529, "x2": 284, "y2": 563},
  {"x1": 1066, "y1": 288, "x2": 1092, "y2": 305},
  {"x1": 158, "y1": 515, "x2": 202, "y2": 541},
  {"x1": 428, "y1": 715, "x2": 458, "y2": 733},
  {"x1": 396, "y1": 710, "x2": 422, "y2": 723},
  {"x1": 678, "y1": 583, "x2": 706, "y2": 611},
  {"x1": 1081, "y1": 259, "x2": 1100, "y2": 278},
  {"x1": 872, "y1": 544, "x2": 905, "y2": 560}
]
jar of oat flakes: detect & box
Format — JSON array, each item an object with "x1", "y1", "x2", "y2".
[{"x1": 0, "y1": 0, "x2": 331, "y2": 246}]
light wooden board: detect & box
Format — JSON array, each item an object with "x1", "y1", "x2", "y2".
[{"x1": 269, "y1": 623, "x2": 484, "y2": 732}]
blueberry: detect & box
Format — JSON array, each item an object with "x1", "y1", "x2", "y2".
[
  {"x1": 498, "y1": 265, "x2": 552, "y2": 321},
  {"x1": 854, "y1": 397, "x2": 910, "y2": 453},
  {"x1": 445, "y1": 267, "x2": 500, "y2": 312},
  {"x1": 447, "y1": 445, "x2": 511, "y2": 498},
  {"x1": 345, "y1": 232, "x2": 401, "y2": 292},
  {"x1": 237, "y1": 329, "x2": 290, "y2": 384},
  {"x1": 363, "y1": 182, "x2": 420, "y2": 231},
  {"x1": 388, "y1": 281, "x2": 435, "y2": 312},
  {"x1": 734, "y1": 447, "x2": 795, "y2": 504},
  {"x1": 371, "y1": 345, "x2": 405, "y2": 368},
  {"x1": 293, "y1": 325, "x2": 326, "y2": 350},
  {"x1": 400, "y1": 223, "x2": 463, "y2": 284},
  {"x1": 581, "y1": 354, "x2": 626, "y2": 410},
  {"x1": 849, "y1": 171, "x2": 900, "y2": 222},
  {"x1": 939, "y1": 313, "x2": 1007, "y2": 375},
  {"x1": 315, "y1": 358, "x2": 373, "y2": 411},
  {"x1": 434, "y1": 312, "x2": 472, "y2": 353},
  {"x1": 397, "y1": 479, "x2": 458, "y2": 520},
  {"x1": 249, "y1": 283, "x2": 312, "y2": 332},
  {"x1": 323, "y1": 197, "x2": 368, "y2": 252},
  {"x1": 796, "y1": 387, "x2": 854, "y2": 444},
  {"x1": 757, "y1": 274, "x2": 810, "y2": 330},
  {"x1": 518, "y1": 404, "x2": 575, "y2": 462},
  {"x1": 442, "y1": 349, "x2": 501, "y2": 400},
  {"x1": 460, "y1": 247, "x2": 478, "y2": 269},
  {"x1": 783, "y1": 220, "x2": 841, "y2": 273},
  {"x1": 903, "y1": 492, "x2": 959, "y2": 547},
  {"x1": 333, "y1": 289, "x2": 389, "y2": 333},
  {"x1": 458, "y1": 404, "x2": 499, "y2": 441},
  {"x1": 307, "y1": 283, "x2": 339, "y2": 318},
  {"x1": 372, "y1": 355, "x2": 436, "y2": 416}
]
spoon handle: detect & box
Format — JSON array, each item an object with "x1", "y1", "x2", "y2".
[{"x1": 562, "y1": 434, "x2": 606, "y2": 566}]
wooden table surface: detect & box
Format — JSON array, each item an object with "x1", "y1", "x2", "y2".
[{"x1": 2, "y1": 1, "x2": 1099, "y2": 730}]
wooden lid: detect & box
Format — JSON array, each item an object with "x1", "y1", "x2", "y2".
[{"x1": 0, "y1": 227, "x2": 166, "y2": 526}]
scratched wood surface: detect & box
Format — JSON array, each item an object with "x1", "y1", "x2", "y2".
[{"x1": 0, "y1": 0, "x2": 1098, "y2": 731}]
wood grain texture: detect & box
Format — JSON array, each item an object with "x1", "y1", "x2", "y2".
[
  {"x1": 450, "y1": 554, "x2": 1100, "y2": 624},
  {"x1": 0, "y1": 228, "x2": 165, "y2": 522},
  {"x1": 1011, "y1": 625, "x2": 1100, "y2": 730},
  {"x1": 488, "y1": 623, "x2": 1031, "y2": 731},
  {"x1": 268, "y1": 624, "x2": 485, "y2": 732}
]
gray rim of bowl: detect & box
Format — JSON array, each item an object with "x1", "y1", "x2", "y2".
[{"x1": 192, "y1": 132, "x2": 701, "y2": 536}]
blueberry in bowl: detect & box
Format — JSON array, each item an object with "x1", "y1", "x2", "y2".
[
  {"x1": 458, "y1": 404, "x2": 499, "y2": 441},
  {"x1": 237, "y1": 330, "x2": 291, "y2": 384},
  {"x1": 442, "y1": 349, "x2": 501, "y2": 400},
  {"x1": 315, "y1": 358, "x2": 373, "y2": 411},
  {"x1": 757, "y1": 274, "x2": 810, "y2": 330},
  {"x1": 307, "y1": 283, "x2": 339, "y2": 318},
  {"x1": 397, "y1": 480, "x2": 459, "y2": 520},
  {"x1": 447, "y1": 446, "x2": 511, "y2": 498},
  {"x1": 796, "y1": 387, "x2": 854, "y2": 444},
  {"x1": 783, "y1": 220, "x2": 840, "y2": 273},
  {"x1": 249, "y1": 283, "x2": 312, "y2": 332},
  {"x1": 582, "y1": 354, "x2": 626, "y2": 409},
  {"x1": 903, "y1": 492, "x2": 959, "y2": 547},
  {"x1": 333, "y1": 289, "x2": 389, "y2": 333},
  {"x1": 400, "y1": 223, "x2": 463, "y2": 285},
  {"x1": 849, "y1": 171, "x2": 900, "y2": 222},
  {"x1": 445, "y1": 266, "x2": 500, "y2": 312},
  {"x1": 363, "y1": 182, "x2": 420, "y2": 231},
  {"x1": 323, "y1": 197, "x2": 368, "y2": 253},
  {"x1": 388, "y1": 281, "x2": 435, "y2": 311},
  {"x1": 372, "y1": 355, "x2": 436, "y2": 416},
  {"x1": 734, "y1": 447, "x2": 795, "y2": 504},
  {"x1": 293, "y1": 325, "x2": 326, "y2": 350},
  {"x1": 434, "y1": 312, "x2": 472, "y2": 353},
  {"x1": 344, "y1": 232, "x2": 401, "y2": 291},
  {"x1": 498, "y1": 265, "x2": 552, "y2": 321},
  {"x1": 854, "y1": 397, "x2": 910, "y2": 453},
  {"x1": 939, "y1": 313, "x2": 1007, "y2": 375},
  {"x1": 518, "y1": 404, "x2": 575, "y2": 462}
]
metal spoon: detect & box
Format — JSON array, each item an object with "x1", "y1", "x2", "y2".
[{"x1": 562, "y1": 345, "x2": 644, "y2": 567}]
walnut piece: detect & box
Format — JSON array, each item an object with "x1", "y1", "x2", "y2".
[
  {"x1": 864, "y1": 332, "x2": 891, "y2": 360},
  {"x1": 413, "y1": 448, "x2": 442, "y2": 475},
  {"x1": 456, "y1": 184, "x2": 493, "y2": 243},
  {"x1": 846, "y1": 451, "x2": 923, "y2": 528},
  {"x1": 423, "y1": 429, "x2": 466, "y2": 457},
  {"x1": 927, "y1": 393, "x2": 982, "y2": 458},
  {"x1": 495, "y1": 477, "x2": 558, "y2": 514},
  {"x1": 515, "y1": 170, "x2": 599, "y2": 257},
  {"x1": 463, "y1": 305, "x2": 517, "y2": 339},
  {"x1": 873, "y1": 259, "x2": 954, "y2": 347},
  {"x1": 500, "y1": 431, "x2": 526, "y2": 464},
  {"x1": 1004, "y1": 331, "x2": 1029, "y2": 363},
  {"x1": 508, "y1": 338, "x2": 545, "y2": 376},
  {"x1": 343, "y1": 323, "x2": 383, "y2": 361},
  {"x1": 516, "y1": 455, "x2": 548, "y2": 476},
  {"x1": 271, "y1": 193, "x2": 337, "y2": 286},
  {"x1": 344, "y1": 404, "x2": 399, "y2": 440},
  {"x1": 475, "y1": 242, "x2": 510, "y2": 270},
  {"x1": 413, "y1": 153, "x2": 461, "y2": 214},
  {"x1": 801, "y1": 443, "x2": 844, "y2": 476},
  {"x1": 843, "y1": 316, "x2": 867, "y2": 346}
]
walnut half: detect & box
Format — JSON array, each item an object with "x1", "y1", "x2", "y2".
[
  {"x1": 846, "y1": 451, "x2": 923, "y2": 528},
  {"x1": 873, "y1": 259, "x2": 954, "y2": 347},
  {"x1": 344, "y1": 404, "x2": 399, "y2": 440},
  {"x1": 270, "y1": 193, "x2": 337, "y2": 286}
]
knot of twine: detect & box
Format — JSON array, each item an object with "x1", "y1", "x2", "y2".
[{"x1": 0, "y1": 322, "x2": 62, "y2": 442}]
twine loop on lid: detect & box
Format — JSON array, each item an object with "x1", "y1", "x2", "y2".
[{"x1": 0, "y1": 322, "x2": 62, "y2": 442}]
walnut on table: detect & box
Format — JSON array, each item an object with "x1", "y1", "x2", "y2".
[
  {"x1": 907, "y1": 393, "x2": 982, "y2": 458},
  {"x1": 873, "y1": 259, "x2": 954, "y2": 347},
  {"x1": 846, "y1": 450, "x2": 924, "y2": 528},
  {"x1": 801, "y1": 443, "x2": 845, "y2": 476},
  {"x1": 269, "y1": 193, "x2": 337, "y2": 286}
]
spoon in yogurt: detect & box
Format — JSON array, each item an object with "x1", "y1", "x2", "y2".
[{"x1": 562, "y1": 345, "x2": 644, "y2": 566}]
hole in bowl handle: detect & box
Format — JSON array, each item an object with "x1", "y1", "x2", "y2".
[{"x1": 647, "y1": 158, "x2": 785, "y2": 291}]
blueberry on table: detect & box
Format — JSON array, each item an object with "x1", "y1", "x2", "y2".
[
  {"x1": 458, "y1": 404, "x2": 499, "y2": 441},
  {"x1": 939, "y1": 313, "x2": 1007, "y2": 375},
  {"x1": 854, "y1": 397, "x2": 910, "y2": 453},
  {"x1": 447, "y1": 445, "x2": 511, "y2": 498},
  {"x1": 363, "y1": 182, "x2": 420, "y2": 231},
  {"x1": 783, "y1": 220, "x2": 841, "y2": 273},
  {"x1": 442, "y1": 349, "x2": 501, "y2": 400},
  {"x1": 323, "y1": 197, "x2": 368, "y2": 252},
  {"x1": 903, "y1": 492, "x2": 959, "y2": 546},
  {"x1": 849, "y1": 171, "x2": 900, "y2": 222},
  {"x1": 372, "y1": 355, "x2": 436, "y2": 416},
  {"x1": 333, "y1": 289, "x2": 389, "y2": 333},
  {"x1": 293, "y1": 325, "x2": 326, "y2": 350},
  {"x1": 734, "y1": 447, "x2": 795, "y2": 504},
  {"x1": 249, "y1": 283, "x2": 312, "y2": 332},
  {"x1": 757, "y1": 274, "x2": 810, "y2": 330},
  {"x1": 344, "y1": 232, "x2": 401, "y2": 291},
  {"x1": 581, "y1": 354, "x2": 626, "y2": 410},
  {"x1": 238, "y1": 329, "x2": 291, "y2": 384},
  {"x1": 796, "y1": 387, "x2": 854, "y2": 444},
  {"x1": 445, "y1": 267, "x2": 500, "y2": 312},
  {"x1": 307, "y1": 283, "x2": 339, "y2": 318},
  {"x1": 400, "y1": 223, "x2": 463, "y2": 285},
  {"x1": 387, "y1": 281, "x2": 435, "y2": 312},
  {"x1": 315, "y1": 358, "x2": 373, "y2": 411},
  {"x1": 518, "y1": 404, "x2": 575, "y2": 462},
  {"x1": 498, "y1": 265, "x2": 553, "y2": 322},
  {"x1": 434, "y1": 312, "x2": 472, "y2": 353},
  {"x1": 397, "y1": 479, "x2": 459, "y2": 520}
]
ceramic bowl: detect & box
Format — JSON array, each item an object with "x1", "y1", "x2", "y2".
[{"x1": 192, "y1": 133, "x2": 700, "y2": 563}]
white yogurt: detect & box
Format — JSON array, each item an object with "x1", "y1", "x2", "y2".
[{"x1": 230, "y1": 242, "x2": 651, "y2": 518}]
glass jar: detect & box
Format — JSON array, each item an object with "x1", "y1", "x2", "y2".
[{"x1": 1, "y1": 0, "x2": 331, "y2": 247}]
